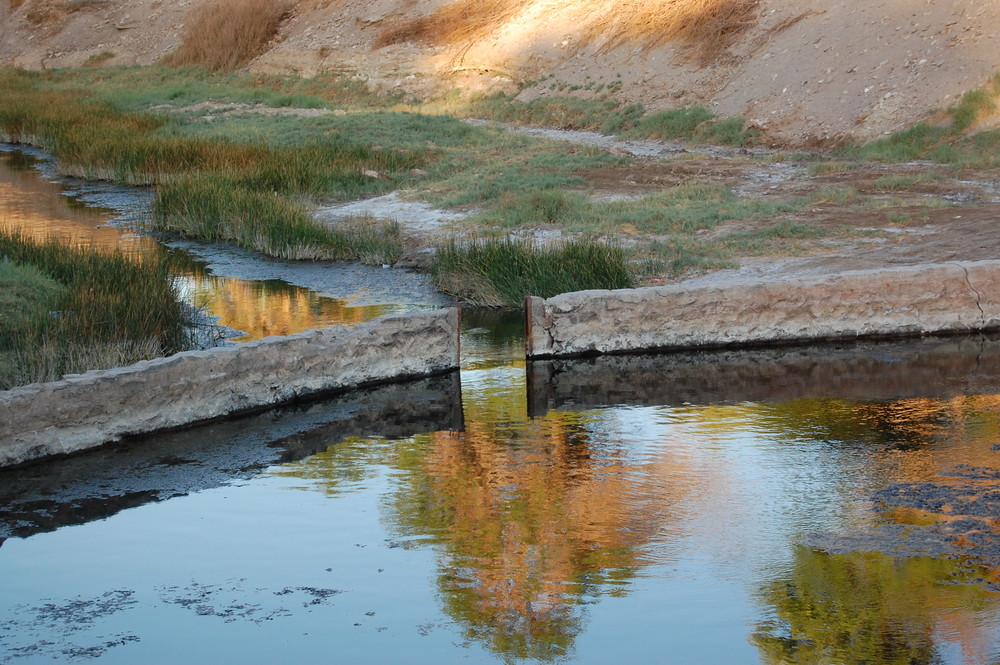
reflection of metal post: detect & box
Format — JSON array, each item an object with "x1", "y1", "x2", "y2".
[
  {"x1": 525, "y1": 360, "x2": 555, "y2": 419},
  {"x1": 444, "y1": 369, "x2": 466, "y2": 434}
]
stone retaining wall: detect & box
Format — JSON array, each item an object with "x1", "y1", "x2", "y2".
[
  {"x1": 0, "y1": 308, "x2": 460, "y2": 468},
  {"x1": 525, "y1": 261, "x2": 1000, "y2": 358}
]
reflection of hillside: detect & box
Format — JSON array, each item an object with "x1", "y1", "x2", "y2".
[
  {"x1": 754, "y1": 546, "x2": 1000, "y2": 665},
  {"x1": 754, "y1": 394, "x2": 1000, "y2": 483},
  {"x1": 179, "y1": 274, "x2": 393, "y2": 340},
  {"x1": 0, "y1": 155, "x2": 155, "y2": 254},
  {"x1": 385, "y1": 377, "x2": 691, "y2": 660}
]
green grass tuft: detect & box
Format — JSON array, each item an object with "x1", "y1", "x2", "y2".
[
  {"x1": 951, "y1": 88, "x2": 997, "y2": 133},
  {"x1": 154, "y1": 175, "x2": 402, "y2": 263},
  {"x1": 431, "y1": 237, "x2": 634, "y2": 307},
  {"x1": 625, "y1": 106, "x2": 754, "y2": 145}
]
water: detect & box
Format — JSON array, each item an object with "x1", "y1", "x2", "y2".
[
  {"x1": 3, "y1": 151, "x2": 1000, "y2": 664},
  {"x1": 0, "y1": 146, "x2": 448, "y2": 341}
]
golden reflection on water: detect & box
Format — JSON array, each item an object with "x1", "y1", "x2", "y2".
[
  {"x1": 277, "y1": 362, "x2": 1000, "y2": 662},
  {"x1": 0, "y1": 160, "x2": 154, "y2": 253},
  {"x1": 1, "y1": 150, "x2": 392, "y2": 340},
  {"x1": 176, "y1": 274, "x2": 393, "y2": 341},
  {"x1": 754, "y1": 546, "x2": 1000, "y2": 665}
]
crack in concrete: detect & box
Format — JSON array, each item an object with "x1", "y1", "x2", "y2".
[{"x1": 958, "y1": 263, "x2": 986, "y2": 325}]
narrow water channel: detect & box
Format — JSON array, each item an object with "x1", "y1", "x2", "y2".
[
  {"x1": 0, "y1": 146, "x2": 447, "y2": 341},
  {"x1": 3, "y1": 149, "x2": 1000, "y2": 664}
]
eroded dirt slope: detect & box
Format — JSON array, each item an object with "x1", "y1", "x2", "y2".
[{"x1": 3, "y1": 0, "x2": 1000, "y2": 145}]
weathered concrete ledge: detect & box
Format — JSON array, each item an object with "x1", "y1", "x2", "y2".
[
  {"x1": 0, "y1": 308, "x2": 460, "y2": 468},
  {"x1": 0, "y1": 373, "x2": 463, "y2": 539},
  {"x1": 525, "y1": 261, "x2": 1000, "y2": 358}
]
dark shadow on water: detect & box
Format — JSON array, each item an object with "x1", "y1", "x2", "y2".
[
  {"x1": 0, "y1": 372, "x2": 463, "y2": 539},
  {"x1": 527, "y1": 333, "x2": 1000, "y2": 416}
]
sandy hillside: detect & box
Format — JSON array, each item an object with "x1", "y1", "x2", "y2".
[{"x1": 2, "y1": 0, "x2": 1000, "y2": 145}]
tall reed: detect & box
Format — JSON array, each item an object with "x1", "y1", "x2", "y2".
[
  {"x1": 0, "y1": 230, "x2": 192, "y2": 388},
  {"x1": 154, "y1": 176, "x2": 403, "y2": 263}
]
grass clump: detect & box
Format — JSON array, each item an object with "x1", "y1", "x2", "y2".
[
  {"x1": 0, "y1": 260, "x2": 66, "y2": 345},
  {"x1": 951, "y1": 84, "x2": 998, "y2": 133},
  {"x1": 376, "y1": 0, "x2": 759, "y2": 65},
  {"x1": 0, "y1": 230, "x2": 192, "y2": 389},
  {"x1": 493, "y1": 190, "x2": 588, "y2": 226},
  {"x1": 627, "y1": 106, "x2": 755, "y2": 146},
  {"x1": 807, "y1": 161, "x2": 858, "y2": 176},
  {"x1": 477, "y1": 183, "x2": 803, "y2": 234},
  {"x1": 593, "y1": 184, "x2": 800, "y2": 234},
  {"x1": 463, "y1": 93, "x2": 624, "y2": 131},
  {"x1": 871, "y1": 172, "x2": 945, "y2": 192},
  {"x1": 164, "y1": 0, "x2": 294, "y2": 72},
  {"x1": 154, "y1": 176, "x2": 402, "y2": 263},
  {"x1": 431, "y1": 238, "x2": 634, "y2": 307},
  {"x1": 844, "y1": 74, "x2": 1000, "y2": 167},
  {"x1": 646, "y1": 237, "x2": 732, "y2": 275},
  {"x1": 584, "y1": 0, "x2": 760, "y2": 64}
]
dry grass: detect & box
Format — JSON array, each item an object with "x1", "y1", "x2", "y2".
[
  {"x1": 586, "y1": 0, "x2": 760, "y2": 63},
  {"x1": 164, "y1": 0, "x2": 295, "y2": 72},
  {"x1": 374, "y1": 0, "x2": 523, "y2": 48},
  {"x1": 375, "y1": 0, "x2": 759, "y2": 65}
]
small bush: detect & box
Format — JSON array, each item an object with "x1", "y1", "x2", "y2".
[
  {"x1": 628, "y1": 107, "x2": 753, "y2": 145},
  {"x1": 601, "y1": 102, "x2": 645, "y2": 135},
  {"x1": 431, "y1": 237, "x2": 634, "y2": 307},
  {"x1": 374, "y1": 0, "x2": 522, "y2": 48},
  {"x1": 843, "y1": 123, "x2": 950, "y2": 163},
  {"x1": 494, "y1": 190, "x2": 587, "y2": 226},
  {"x1": 0, "y1": 260, "x2": 66, "y2": 344},
  {"x1": 872, "y1": 173, "x2": 944, "y2": 192},
  {"x1": 694, "y1": 116, "x2": 755, "y2": 146},
  {"x1": 807, "y1": 161, "x2": 857, "y2": 176},
  {"x1": 164, "y1": 0, "x2": 294, "y2": 72},
  {"x1": 630, "y1": 107, "x2": 714, "y2": 140},
  {"x1": 951, "y1": 88, "x2": 997, "y2": 133},
  {"x1": 465, "y1": 93, "x2": 623, "y2": 131}
]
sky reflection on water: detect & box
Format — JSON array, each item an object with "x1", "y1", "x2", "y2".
[{"x1": 4, "y1": 330, "x2": 1000, "y2": 663}]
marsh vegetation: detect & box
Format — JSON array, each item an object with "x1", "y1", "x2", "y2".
[
  {"x1": 0, "y1": 230, "x2": 192, "y2": 389},
  {"x1": 2, "y1": 56, "x2": 999, "y2": 376}
]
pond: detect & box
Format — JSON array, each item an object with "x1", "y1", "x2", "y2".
[{"x1": 2, "y1": 148, "x2": 1000, "y2": 664}]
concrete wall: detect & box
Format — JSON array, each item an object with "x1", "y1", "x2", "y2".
[
  {"x1": 0, "y1": 308, "x2": 460, "y2": 468},
  {"x1": 0, "y1": 372, "x2": 463, "y2": 539},
  {"x1": 525, "y1": 261, "x2": 1000, "y2": 358}
]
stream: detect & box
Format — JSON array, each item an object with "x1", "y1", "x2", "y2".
[{"x1": 3, "y1": 146, "x2": 1000, "y2": 664}]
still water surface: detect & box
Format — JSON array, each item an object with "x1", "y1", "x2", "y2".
[{"x1": 3, "y1": 149, "x2": 1000, "y2": 664}]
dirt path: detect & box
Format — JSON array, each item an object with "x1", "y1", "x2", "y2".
[{"x1": 314, "y1": 120, "x2": 1000, "y2": 283}]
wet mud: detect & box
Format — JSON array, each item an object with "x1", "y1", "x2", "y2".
[{"x1": 806, "y1": 463, "x2": 1000, "y2": 591}]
